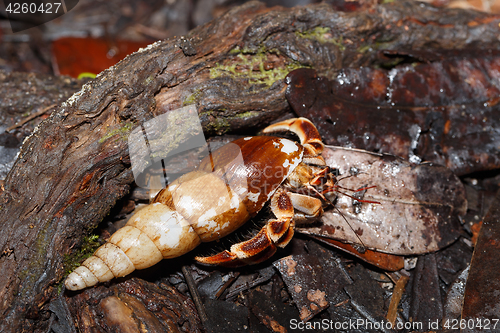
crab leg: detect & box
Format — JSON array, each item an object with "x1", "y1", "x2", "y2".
[
  {"x1": 263, "y1": 117, "x2": 324, "y2": 162},
  {"x1": 195, "y1": 188, "x2": 294, "y2": 266}
]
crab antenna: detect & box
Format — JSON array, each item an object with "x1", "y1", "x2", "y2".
[
  {"x1": 321, "y1": 187, "x2": 381, "y2": 205},
  {"x1": 307, "y1": 184, "x2": 369, "y2": 252},
  {"x1": 333, "y1": 205, "x2": 367, "y2": 253},
  {"x1": 336, "y1": 185, "x2": 377, "y2": 193}
]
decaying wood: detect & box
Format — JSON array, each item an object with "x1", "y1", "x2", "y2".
[
  {"x1": 462, "y1": 189, "x2": 500, "y2": 328},
  {"x1": 0, "y1": 1, "x2": 499, "y2": 331},
  {"x1": 66, "y1": 278, "x2": 203, "y2": 332},
  {"x1": 0, "y1": 71, "x2": 87, "y2": 181},
  {"x1": 0, "y1": 71, "x2": 86, "y2": 131}
]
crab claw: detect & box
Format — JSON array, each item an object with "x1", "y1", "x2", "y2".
[{"x1": 263, "y1": 118, "x2": 324, "y2": 162}]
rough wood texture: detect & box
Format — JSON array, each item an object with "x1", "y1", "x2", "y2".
[
  {"x1": 1, "y1": 1, "x2": 499, "y2": 331},
  {"x1": 0, "y1": 71, "x2": 86, "y2": 130},
  {"x1": 66, "y1": 278, "x2": 203, "y2": 332},
  {"x1": 0, "y1": 71, "x2": 86, "y2": 181}
]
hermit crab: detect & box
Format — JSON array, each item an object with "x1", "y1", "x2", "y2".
[{"x1": 65, "y1": 117, "x2": 338, "y2": 291}]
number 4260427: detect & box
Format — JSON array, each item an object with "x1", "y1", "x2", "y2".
[
  {"x1": 5, "y1": 2, "x2": 62, "y2": 14},
  {"x1": 443, "y1": 318, "x2": 498, "y2": 330}
]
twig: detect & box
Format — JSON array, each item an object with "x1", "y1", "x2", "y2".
[
  {"x1": 386, "y1": 274, "x2": 409, "y2": 326},
  {"x1": 224, "y1": 273, "x2": 271, "y2": 300},
  {"x1": 6, "y1": 104, "x2": 57, "y2": 132},
  {"x1": 215, "y1": 272, "x2": 239, "y2": 299},
  {"x1": 181, "y1": 265, "x2": 208, "y2": 324}
]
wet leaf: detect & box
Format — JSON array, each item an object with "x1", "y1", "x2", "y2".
[
  {"x1": 309, "y1": 235, "x2": 405, "y2": 271},
  {"x1": 297, "y1": 146, "x2": 466, "y2": 255},
  {"x1": 273, "y1": 255, "x2": 330, "y2": 321},
  {"x1": 461, "y1": 190, "x2": 500, "y2": 331},
  {"x1": 272, "y1": 242, "x2": 361, "y2": 325},
  {"x1": 248, "y1": 290, "x2": 297, "y2": 332},
  {"x1": 52, "y1": 37, "x2": 151, "y2": 78},
  {"x1": 406, "y1": 253, "x2": 443, "y2": 324},
  {"x1": 286, "y1": 63, "x2": 500, "y2": 175},
  {"x1": 442, "y1": 266, "x2": 469, "y2": 325}
]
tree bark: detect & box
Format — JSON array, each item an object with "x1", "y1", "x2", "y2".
[{"x1": 1, "y1": 1, "x2": 499, "y2": 331}]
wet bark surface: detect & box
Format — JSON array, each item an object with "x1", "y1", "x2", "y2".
[
  {"x1": 0, "y1": 71, "x2": 87, "y2": 129},
  {"x1": 0, "y1": 71, "x2": 87, "y2": 180},
  {"x1": 65, "y1": 278, "x2": 203, "y2": 332},
  {"x1": 0, "y1": 1, "x2": 500, "y2": 331}
]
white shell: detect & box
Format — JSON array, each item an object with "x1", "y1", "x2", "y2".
[
  {"x1": 65, "y1": 204, "x2": 199, "y2": 291},
  {"x1": 65, "y1": 171, "x2": 247, "y2": 291}
]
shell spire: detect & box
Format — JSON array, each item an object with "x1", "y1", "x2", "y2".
[{"x1": 65, "y1": 203, "x2": 200, "y2": 290}]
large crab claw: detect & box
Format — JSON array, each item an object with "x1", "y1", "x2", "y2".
[
  {"x1": 263, "y1": 117, "x2": 324, "y2": 165},
  {"x1": 195, "y1": 188, "x2": 322, "y2": 266}
]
